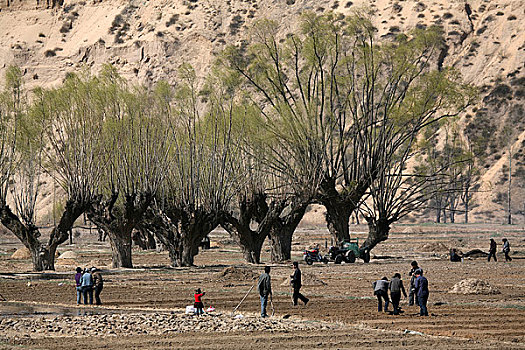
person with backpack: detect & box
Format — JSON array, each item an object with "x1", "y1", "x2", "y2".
[
  {"x1": 372, "y1": 276, "x2": 390, "y2": 312},
  {"x1": 389, "y1": 273, "x2": 407, "y2": 315}
]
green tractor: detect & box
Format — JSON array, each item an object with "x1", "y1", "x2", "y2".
[{"x1": 328, "y1": 238, "x2": 370, "y2": 263}]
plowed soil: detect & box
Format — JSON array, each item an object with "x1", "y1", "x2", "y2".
[{"x1": 0, "y1": 223, "x2": 524, "y2": 349}]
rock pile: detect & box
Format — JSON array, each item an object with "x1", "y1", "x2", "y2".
[
  {"x1": 449, "y1": 279, "x2": 500, "y2": 295},
  {"x1": 0, "y1": 312, "x2": 340, "y2": 339}
]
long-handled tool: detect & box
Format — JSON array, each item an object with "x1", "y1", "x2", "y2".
[
  {"x1": 270, "y1": 293, "x2": 275, "y2": 317},
  {"x1": 231, "y1": 284, "x2": 254, "y2": 316}
]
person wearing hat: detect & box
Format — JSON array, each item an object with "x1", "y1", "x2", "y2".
[
  {"x1": 80, "y1": 267, "x2": 93, "y2": 305},
  {"x1": 389, "y1": 273, "x2": 407, "y2": 315},
  {"x1": 91, "y1": 267, "x2": 104, "y2": 305},
  {"x1": 414, "y1": 270, "x2": 429, "y2": 316},
  {"x1": 408, "y1": 261, "x2": 422, "y2": 306}
]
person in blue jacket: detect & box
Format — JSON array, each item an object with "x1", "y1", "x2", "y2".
[{"x1": 414, "y1": 269, "x2": 429, "y2": 316}]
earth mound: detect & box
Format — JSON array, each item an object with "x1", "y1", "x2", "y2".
[
  {"x1": 449, "y1": 279, "x2": 500, "y2": 295},
  {"x1": 419, "y1": 242, "x2": 449, "y2": 253},
  {"x1": 280, "y1": 272, "x2": 326, "y2": 287},
  {"x1": 215, "y1": 266, "x2": 258, "y2": 281},
  {"x1": 11, "y1": 247, "x2": 31, "y2": 259}
]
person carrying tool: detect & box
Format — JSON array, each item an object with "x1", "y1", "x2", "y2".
[
  {"x1": 290, "y1": 262, "x2": 309, "y2": 306},
  {"x1": 408, "y1": 261, "x2": 422, "y2": 306},
  {"x1": 372, "y1": 276, "x2": 390, "y2": 312},
  {"x1": 389, "y1": 273, "x2": 407, "y2": 315},
  {"x1": 257, "y1": 266, "x2": 272, "y2": 318}
]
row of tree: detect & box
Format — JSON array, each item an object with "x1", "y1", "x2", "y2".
[{"x1": 0, "y1": 12, "x2": 475, "y2": 271}]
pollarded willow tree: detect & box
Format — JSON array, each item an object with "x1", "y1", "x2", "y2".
[
  {"x1": 223, "y1": 12, "x2": 474, "y2": 256},
  {"x1": 357, "y1": 68, "x2": 475, "y2": 250},
  {"x1": 144, "y1": 64, "x2": 243, "y2": 267},
  {"x1": 0, "y1": 66, "x2": 109, "y2": 271},
  {"x1": 86, "y1": 66, "x2": 172, "y2": 268}
]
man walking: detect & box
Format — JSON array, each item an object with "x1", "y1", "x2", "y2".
[
  {"x1": 257, "y1": 266, "x2": 272, "y2": 318},
  {"x1": 389, "y1": 273, "x2": 407, "y2": 315},
  {"x1": 488, "y1": 239, "x2": 497, "y2": 262},
  {"x1": 372, "y1": 277, "x2": 390, "y2": 312},
  {"x1": 408, "y1": 261, "x2": 422, "y2": 306},
  {"x1": 291, "y1": 262, "x2": 309, "y2": 306},
  {"x1": 502, "y1": 238, "x2": 512, "y2": 262},
  {"x1": 92, "y1": 267, "x2": 104, "y2": 305},
  {"x1": 414, "y1": 270, "x2": 429, "y2": 316}
]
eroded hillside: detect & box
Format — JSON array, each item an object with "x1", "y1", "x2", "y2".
[{"x1": 0, "y1": 0, "x2": 523, "y2": 223}]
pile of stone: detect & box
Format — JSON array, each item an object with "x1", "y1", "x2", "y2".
[
  {"x1": 0, "y1": 312, "x2": 341, "y2": 339},
  {"x1": 449, "y1": 278, "x2": 500, "y2": 295}
]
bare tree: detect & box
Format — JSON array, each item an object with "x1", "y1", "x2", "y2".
[
  {"x1": 87, "y1": 66, "x2": 171, "y2": 268},
  {"x1": 147, "y1": 65, "x2": 242, "y2": 267}
]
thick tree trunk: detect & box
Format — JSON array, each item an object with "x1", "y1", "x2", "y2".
[
  {"x1": 268, "y1": 203, "x2": 307, "y2": 262},
  {"x1": 362, "y1": 217, "x2": 391, "y2": 252},
  {"x1": 132, "y1": 227, "x2": 156, "y2": 250},
  {"x1": 108, "y1": 231, "x2": 133, "y2": 268},
  {"x1": 88, "y1": 191, "x2": 152, "y2": 269},
  {"x1": 269, "y1": 227, "x2": 293, "y2": 262},
  {"x1": 223, "y1": 222, "x2": 266, "y2": 264},
  {"x1": 324, "y1": 202, "x2": 352, "y2": 243},
  {"x1": 317, "y1": 177, "x2": 368, "y2": 245},
  {"x1": 143, "y1": 206, "x2": 218, "y2": 267}
]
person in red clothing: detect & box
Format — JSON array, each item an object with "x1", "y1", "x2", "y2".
[{"x1": 194, "y1": 288, "x2": 205, "y2": 315}]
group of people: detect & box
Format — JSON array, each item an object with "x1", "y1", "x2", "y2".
[
  {"x1": 488, "y1": 238, "x2": 512, "y2": 262},
  {"x1": 256, "y1": 262, "x2": 309, "y2": 318},
  {"x1": 74, "y1": 267, "x2": 103, "y2": 305},
  {"x1": 373, "y1": 261, "x2": 429, "y2": 316}
]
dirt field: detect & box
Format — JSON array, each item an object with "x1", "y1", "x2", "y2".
[{"x1": 1, "y1": 223, "x2": 524, "y2": 349}]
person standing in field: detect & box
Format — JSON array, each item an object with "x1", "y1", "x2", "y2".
[
  {"x1": 488, "y1": 238, "x2": 497, "y2": 262},
  {"x1": 80, "y1": 267, "x2": 93, "y2": 305},
  {"x1": 290, "y1": 261, "x2": 309, "y2": 306},
  {"x1": 257, "y1": 266, "x2": 272, "y2": 318},
  {"x1": 389, "y1": 273, "x2": 407, "y2": 315},
  {"x1": 502, "y1": 238, "x2": 512, "y2": 262},
  {"x1": 74, "y1": 267, "x2": 83, "y2": 305},
  {"x1": 414, "y1": 270, "x2": 429, "y2": 316},
  {"x1": 408, "y1": 261, "x2": 422, "y2": 306},
  {"x1": 193, "y1": 288, "x2": 205, "y2": 315},
  {"x1": 91, "y1": 267, "x2": 104, "y2": 305},
  {"x1": 373, "y1": 277, "x2": 390, "y2": 312}
]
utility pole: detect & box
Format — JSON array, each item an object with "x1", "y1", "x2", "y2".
[{"x1": 507, "y1": 144, "x2": 512, "y2": 225}]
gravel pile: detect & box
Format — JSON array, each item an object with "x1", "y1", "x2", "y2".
[
  {"x1": 0, "y1": 312, "x2": 341, "y2": 339},
  {"x1": 449, "y1": 278, "x2": 501, "y2": 295}
]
